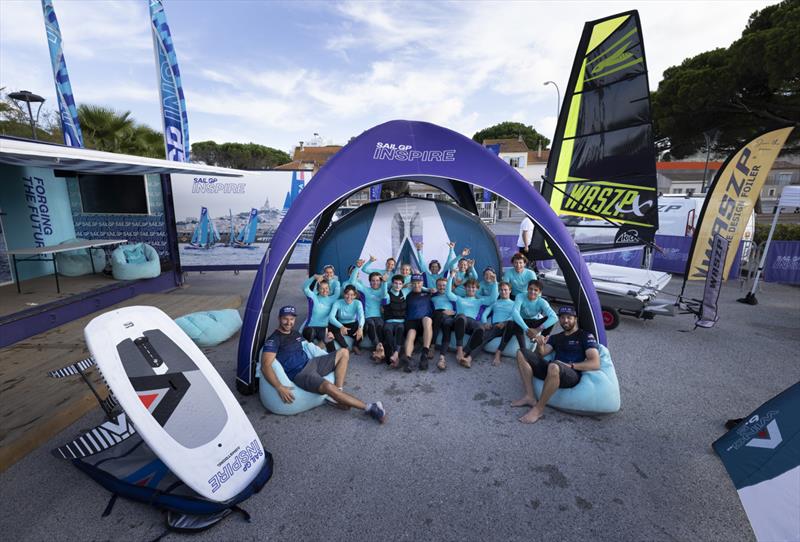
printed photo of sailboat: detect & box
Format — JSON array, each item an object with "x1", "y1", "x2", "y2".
[
  {"x1": 184, "y1": 206, "x2": 221, "y2": 250},
  {"x1": 231, "y1": 208, "x2": 259, "y2": 249}
]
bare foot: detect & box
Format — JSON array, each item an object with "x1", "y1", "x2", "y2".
[
  {"x1": 389, "y1": 352, "x2": 400, "y2": 369},
  {"x1": 511, "y1": 396, "x2": 537, "y2": 408},
  {"x1": 492, "y1": 354, "x2": 502, "y2": 366},
  {"x1": 459, "y1": 355, "x2": 472, "y2": 368},
  {"x1": 437, "y1": 355, "x2": 447, "y2": 370},
  {"x1": 353, "y1": 345, "x2": 361, "y2": 355},
  {"x1": 519, "y1": 407, "x2": 544, "y2": 424}
]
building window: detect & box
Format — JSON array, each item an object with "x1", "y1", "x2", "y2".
[
  {"x1": 673, "y1": 188, "x2": 683, "y2": 194},
  {"x1": 509, "y1": 157, "x2": 520, "y2": 168},
  {"x1": 425, "y1": 193, "x2": 434, "y2": 199},
  {"x1": 768, "y1": 188, "x2": 776, "y2": 197},
  {"x1": 776, "y1": 173, "x2": 792, "y2": 186}
]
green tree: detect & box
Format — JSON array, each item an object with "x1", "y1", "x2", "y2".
[
  {"x1": 191, "y1": 140, "x2": 291, "y2": 169},
  {"x1": 0, "y1": 88, "x2": 63, "y2": 143},
  {"x1": 78, "y1": 104, "x2": 135, "y2": 152},
  {"x1": 652, "y1": 0, "x2": 800, "y2": 158},
  {"x1": 472, "y1": 121, "x2": 550, "y2": 150}
]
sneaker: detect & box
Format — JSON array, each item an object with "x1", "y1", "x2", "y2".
[
  {"x1": 401, "y1": 354, "x2": 415, "y2": 372},
  {"x1": 419, "y1": 350, "x2": 429, "y2": 371},
  {"x1": 365, "y1": 401, "x2": 386, "y2": 424}
]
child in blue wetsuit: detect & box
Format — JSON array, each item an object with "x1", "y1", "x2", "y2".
[
  {"x1": 431, "y1": 277, "x2": 456, "y2": 371},
  {"x1": 445, "y1": 267, "x2": 497, "y2": 368},
  {"x1": 351, "y1": 258, "x2": 389, "y2": 362},
  {"x1": 452, "y1": 248, "x2": 478, "y2": 297},
  {"x1": 476, "y1": 281, "x2": 516, "y2": 366},
  {"x1": 503, "y1": 252, "x2": 537, "y2": 299},
  {"x1": 328, "y1": 285, "x2": 365, "y2": 354},
  {"x1": 478, "y1": 267, "x2": 500, "y2": 302},
  {"x1": 416, "y1": 241, "x2": 457, "y2": 291},
  {"x1": 302, "y1": 276, "x2": 337, "y2": 352},
  {"x1": 502, "y1": 279, "x2": 558, "y2": 354},
  {"x1": 314, "y1": 265, "x2": 341, "y2": 299},
  {"x1": 362, "y1": 256, "x2": 396, "y2": 284}
]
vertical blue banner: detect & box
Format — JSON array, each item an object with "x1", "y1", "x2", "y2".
[
  {"x1": 369, "y1": 184, "x2": 382, "y2": 201},
  {"x1": 149, "y1": 0, "x2": 190, "y2": 162},
  {"x1": 41, "y1": 0, "x2": 83, "y2": 147}
]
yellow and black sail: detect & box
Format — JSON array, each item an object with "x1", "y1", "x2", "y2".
[{"x1": 539, "y1": 11, "x2": 658, "y2": 254}]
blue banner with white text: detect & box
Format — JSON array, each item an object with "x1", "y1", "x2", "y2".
[
  {"x1": 41, "y1": 0, "x2": 83, "y2": 147},
  {"x1": 149, "y1": 0, "x2": 190, "y2": 161},
  {"x1": 764, "y1": 241, "x2": 800, "y2": 284}
]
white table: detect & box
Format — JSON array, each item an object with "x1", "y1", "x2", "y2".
[{"x1": 7, "y1": 239, "x2": 127, "y2": 293}]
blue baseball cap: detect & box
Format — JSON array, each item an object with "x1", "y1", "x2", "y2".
[
  {"x1": 279, "y1": 305, "x2": 297, "y2": 317},
  {"x1": 558, "y1": 305, "x2": 577, "y2": 316},
  {"x1": 411, "y1": 273, "x2": 424, "y2": 282}
]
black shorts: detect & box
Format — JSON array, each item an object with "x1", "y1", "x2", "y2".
[
  {"x1": 292, "y1": 352, "x2": 337, "y2": 393},
  {"x1": 521, "y1": 348, "x2": 581, "y2": 389},
  {"x1": 404, "y1": 319, "x2": 426, "y2": 334}
]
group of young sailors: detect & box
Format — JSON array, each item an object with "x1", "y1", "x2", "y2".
[
  {"x1": 261, "y1": 241, "x2": 601, "y2": 425},
  {"x1": 300, "y1": 242, "x2": 556, "y2": 372}
]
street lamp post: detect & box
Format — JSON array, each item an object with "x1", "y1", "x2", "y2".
[
  {"x1": 543, "y1": 81, "x2": 561, "y2": 118},
  {"x1": 700, "y1": 132, "x2": 712, "y2": 194},
  {"x1": 8, "y1": 90, "x2": 46, "y2": 140}
]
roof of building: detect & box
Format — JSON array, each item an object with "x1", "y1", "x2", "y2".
[
  {"x1": 291, "y1": 145, "x2": 342, "y2": 165},
  {"x1": 482, "y1": 138, "x2": 529, "y2": 153},
  {"x1": 0, "y1": 136, "x2": 244, "y2": 177},
  {"x1": 527, "y1": 149, "x2": 550, "y2": 164},
  {"x1": 771, "y1": 160, "x2": 800, "y2": 170},
  {"x1": 656, "y1": 161, "x2": 724, "y2": 171},
  {"x1": 273, "y1": 160, "x2": 311, "y2": 171}
]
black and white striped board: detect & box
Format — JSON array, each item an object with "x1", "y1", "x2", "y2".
[
  {"x1": 48, "y1": 357, "x2": 96, "y2": 378},
  {"x1": 53, "y1": 413, "x2": 136, "y2": 460}
]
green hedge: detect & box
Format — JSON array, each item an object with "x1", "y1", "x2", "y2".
[{"x1": 754, "y1": 223, "x2": 800, "y2": 244}]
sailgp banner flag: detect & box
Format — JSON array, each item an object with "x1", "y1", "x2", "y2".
[
  {"x1": 149, "y1": 0, "x2": 190, "y2": 162},
  {"x1": 686, "y1": 126, "x2": 793, "y2": 281},
  {"x1": 369, "y1": 184, "x2": 382, "y2": 201},
  {"x1": 41, "y1": 0, "x2": 83, "y2": 148}
]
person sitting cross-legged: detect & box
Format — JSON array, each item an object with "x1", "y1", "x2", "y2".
[
  {"x1": 511, "y1": 305, "x2": 600, "y2": 424},
  {"x1": 260, "y1": 305, "x2": 386, "y2": 423}
]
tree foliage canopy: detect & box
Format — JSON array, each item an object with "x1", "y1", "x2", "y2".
[
  {"x1": 191, "y1": 141, "x2": 291, "y2": 169},
  {"x1": 472, "y1": 121, "x2": 550, "y2": 150},
  {"x1": 652, "y1": 0, "x2": 800, "y2": 158}
]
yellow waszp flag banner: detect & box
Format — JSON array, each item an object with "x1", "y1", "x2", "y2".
[{"x1": 686, "y1": 126, "x2": 794, "y2": 280}]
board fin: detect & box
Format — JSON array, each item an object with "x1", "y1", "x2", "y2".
[
  {"x1": 52, "y1": 412, "x2": 136, "y2": 460},
  {"x1": 48, "y1": 357, "x2": 96, "y2": 378}
]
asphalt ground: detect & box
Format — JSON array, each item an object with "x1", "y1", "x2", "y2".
[{"x1": 1, "y1": 269, "x2": 798, "y2": 542}]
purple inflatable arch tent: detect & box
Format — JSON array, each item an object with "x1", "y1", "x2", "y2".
[{"x1": 236, "y1": 120, "x2": 606, "y2": 394}]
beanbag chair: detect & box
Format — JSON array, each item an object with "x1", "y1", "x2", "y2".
[
  {"x1": 175, "y1": 309, "x2": 242, "y2": 347},
  {"x1": 111, "y1": 242, "x2": 161, "y2": 281},
  {"x1": 533, "y1": 344, "x2": 620, "y2": 415},
  {"x1": 483, "y1": 334, "x2": 533, "y2": 358},
  {"x1": 256, "y1": 342, "x2": 334, "y2": 415},
  {"x1": 55, "y1": 238, "x2": 107, "y2": 277}
]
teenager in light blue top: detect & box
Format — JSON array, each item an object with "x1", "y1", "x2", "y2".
[
  {"x1": 301, "y1": 277, "x2": 337, "y2": 352},
  {"x1": 445, "y1": 268, "x2": 497, "y2": 367},
  {"x1": 478, "y1": 267, "x2": 500, "y2": 302},
  {"x1": 478, "y1": 282, "x2": 516, "y2": 365},
  {"x1": 362, "y1": 256, "x2": 396, "y2": 284},
  {"x1": 451, "y1": 250, "x2": 478, "y2": 297},
  {"x1": 502, "y1": 279, "x2": 558, "y2": 355},
  {"x1": 503, "y1": 252, "x2": 537, "y2": 299},
  {"x1": 352, "y1": 258, "x2": 390, "y2": 362},
  {"x1": 328, "y1": 285, "x2": 365, "y2": 353},
  {"x1": 314, "y1": 265, "x2": 341, "y2": 298},
  {"x1": 416, "y1": 241, "x2": 457, "y2": 291},
  {"x1": 431, "y1": 276, "x2": 456, "y2": 370}
]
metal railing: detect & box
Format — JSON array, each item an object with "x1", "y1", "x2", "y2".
[{"x1": 476, "y1": 201, "x2": 496, "y2": 224}]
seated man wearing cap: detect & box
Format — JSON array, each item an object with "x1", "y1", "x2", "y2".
[
  {"x1": 260, "y1": 305, "x2": 386, "y2": 423},
  {"x1": 401, "y1": 273, "x2": 435, "y2": 371},
  {"x1": 512, "y1": 305, "x2": 600, "y2": 424}
]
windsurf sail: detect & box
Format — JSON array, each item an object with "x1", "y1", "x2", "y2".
[
  {"x1": 232, "y1": 208, "x2": 258, "y2": 248},
  {"x1": 535, "y1": 10, "x2": 658, "y2": 257},
  {"x1": 682, "y1": 126, "x2": 794, "y2": 284},
  {"x1": 41, "y1": 0, "x2": 83, "y2": 147},
  {"x1": 713, "y1": 382, "x2": 800, "y2": 541}
]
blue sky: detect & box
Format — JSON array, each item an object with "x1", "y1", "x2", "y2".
[{"x1": 0, "y1": 0, "x2": 778, "y2": 156}]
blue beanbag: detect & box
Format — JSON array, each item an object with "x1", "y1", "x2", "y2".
[
  {"x1": 533, "y1": 344, "x2": 621, "y2": 415},
  {"x1": 483, "y1": 334, "x2": 533, "y2": 357},
  {"x1": 55, "y1": 238, "x2": 106, "y2": 277},
  {"x1": 256, "y1": 342, "x2": 334, "y2": 415},
  {"x1": 111, "y1": 243, "x2": 161, "y2": 280},
  {"x1": 175, "y1": 309, "x2": 242, "y2": 347}
]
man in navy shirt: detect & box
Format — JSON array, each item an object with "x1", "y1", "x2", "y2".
[
  {"x1": 511, "y1": 305, "x2": 600, "y2": 424},
  {"x1": 402, "y1": 274, "x2": 435, "y2": 372},
  {"x1": 260, "y1": 305, "x2": 386, "y2": 423}
]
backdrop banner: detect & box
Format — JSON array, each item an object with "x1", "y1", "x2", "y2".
[
  {"x1": 764, "y1": 241, "x2": 800, "y2": 284},
  {"x1": 171, "y1": 171, "x2": 313, "y2": 270}
]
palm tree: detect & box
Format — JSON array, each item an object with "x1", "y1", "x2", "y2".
[{"x1": 77, "y1": 104, "x2": 134, "y2": 153}]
